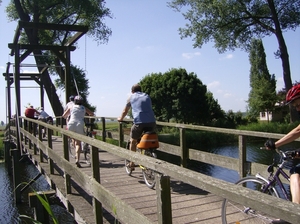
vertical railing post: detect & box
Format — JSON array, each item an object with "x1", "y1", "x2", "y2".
[
  {"x1": 179, "y1": 127, "x2": 188, "y2": 168},
  {"x1": 63, "y1": 134, "x2": 71, "y2": 194},
  {"x1": 91, "y1": 146, "x2": 103, "y2": 224},
  {"x1": 238, "y1": 135, "x2": 247, "y2": 178},
  {"x1": 101, "y1": 117, "x2": 106, "y2": 142},
  {"x1": 156, "y1": 173, "x2": 172, "y2": 224},
  {"x1": 119, "y1": 122, "x2": 124, "y2": 147},
  {"x1": 48, "y1": 128, "x2": 54, "y2": 175}
]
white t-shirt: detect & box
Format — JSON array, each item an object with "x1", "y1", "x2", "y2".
[
  {"x1": 65, "y1": 101, "x2": 74, "y2": 111},
  {"x1": 68, "y1": 105, "x2": 86, "y2": 125},
  {"x1": 65, "y1": 101, "x2": 74, "y2": 122},
  {"x1": 67, "y1": 105, "x2": 86, "y2": 134}
]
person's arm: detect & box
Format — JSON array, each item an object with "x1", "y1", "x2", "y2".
[
  {"x1": 85, "y1": 107, "x2": 94, "y2": 116},
  {"x1": 118, "y1": 105, "x2": 130, "y2": 121},
  {"x1": 62, "y1": 108, "x2": 70, "y2": 119},
  {"x1": 275, "y1": 124, "x2": 300, "y2": 148}
]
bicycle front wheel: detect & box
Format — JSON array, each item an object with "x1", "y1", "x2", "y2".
[
  {"x1": 125, "y1": 141, "x2": 133, "y2": 175},
  {"x1": 221, "y1": 176, "x2": 279, "y2": 224},
  {"x1": 142, "y1": 150, "x2": 157, "y2": 189}
]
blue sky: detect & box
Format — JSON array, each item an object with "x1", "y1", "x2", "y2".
[{"x1": 0, "y1": 1, "x2": 299, "y2": 123}]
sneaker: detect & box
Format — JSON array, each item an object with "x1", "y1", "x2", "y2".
[{"x1": 76, "y1": 162, "x2": 82, "y2": 168}]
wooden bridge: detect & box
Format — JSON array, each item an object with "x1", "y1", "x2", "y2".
[{"x1": 4, "y1": 117, "x2": 300, "y2": 224}]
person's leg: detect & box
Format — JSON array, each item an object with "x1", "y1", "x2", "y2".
[
  {"x1": 74, "y1": 139, "x2": 82, "y2": 168},
  {"x1": 130, "y1": 138, "x2": 137, "y2": 152},
  {"x1": 290, "y1": 173, "x2": 300, "y2": 203}
]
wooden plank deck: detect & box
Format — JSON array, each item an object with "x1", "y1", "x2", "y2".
[{"x1": 26, "y1": 136, "x2": 225, "y2": 224}]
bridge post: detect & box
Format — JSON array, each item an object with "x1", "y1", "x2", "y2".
[
  {"x1": 91, "y1": 146, "x2": 103, "y2": 224},
  {"x1": 179, "y1": 128, "x2": 188, "y2": 168},
  {"x1": 28, "y1": 190, "x2": 56, "y2": 224},
  {"x1": 11, "y1": 148, "x2": 21, "y2": 204},
  {"x1": 156, "y1": 174, "x2": 172, "y2": 224},
  {"x1": 118, "y1": 122, "x2": 124, "y2": 147},
  {"x1": 238, "y1": 135, "x2": 247, "y2": 178},
  {"x1": 101, "y1": 117, "x2": 106, "y2": 142},
  {"x1": 4, "y1": 139, "x2": 13, "y2": 175}
]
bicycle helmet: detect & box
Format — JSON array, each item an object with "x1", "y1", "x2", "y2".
[
  {"x1": 74, "y1": 95, "x2": 83, "y2": 104},
  {"x1": 286, "y1": 84, "x2": 300, "y2": 104},
  {"x1": 69, "y1": 95, "x2": 75, "y2": 101}
]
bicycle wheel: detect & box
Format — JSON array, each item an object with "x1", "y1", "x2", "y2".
[
  {"x1": 83, "y1": 143, "x2": 90, "y2": 163},
  {"x1": 221, "y1": 176, "x2": 279, "y2": 224},
  {"x1": 125, "y1": 141, "x2": 133, "y2": 175},
  {"x1": 68, "y1": 138, "x2": 76, "y2": 159},
  {"x1": 142, "y1": 150, "x2": 157, "y2": 189}
]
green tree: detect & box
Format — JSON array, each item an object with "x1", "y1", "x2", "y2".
[
  {"x1": 206, "y1": 91, "x2": 225, "y2": 124},
  {"x1": 248, "y1": 39, "x2": 277, "y2": 122},
  {"x1": 140, "y1": 68, "x2": 212, "y2": 124},
  {"x1": 6, "y1": 0, "x2": 112, "y2": 116},
  {"x1": 168, "y1": 0, "x2": 300, "y2": 122}
]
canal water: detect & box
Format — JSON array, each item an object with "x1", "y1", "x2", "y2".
[{"x1": 1, "y1": 140, "x2": 300, "y2": 223}]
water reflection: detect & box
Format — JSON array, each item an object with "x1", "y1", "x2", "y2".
[{"x1": 189, "y1": 140, "x2": 300, "y2": 184}]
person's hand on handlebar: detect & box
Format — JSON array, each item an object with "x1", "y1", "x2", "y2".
[{"x1": 264, "y1": 139, "x2": 276, "y2": 150}]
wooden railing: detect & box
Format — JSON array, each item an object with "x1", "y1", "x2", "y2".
[{"x1": 5, "y1": 116, "x2": 300, "y2": 224}]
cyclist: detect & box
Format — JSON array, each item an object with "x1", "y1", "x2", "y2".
[
  {"x1": 117, "y1": 84, "x2": 156, "y2": 170},
  {"x1": 62, "y1": 95, "x2": 94, "y2": 168},
  {"x1": 38, "y1": 107, "x2": 50, "y2": 122},
  {"x1": 64, "y1": 95, "x2": 75, "y2": 124},
  {"x1": 265, "y1": 83, "x2": 300, "y2": 205},
  {"x1": 25, "y1": 105, "x2": 40, "y2": 119}
]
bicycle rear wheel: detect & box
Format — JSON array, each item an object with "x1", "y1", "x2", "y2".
[
  {"x1": 83, "y1": 143, "x2": 90, "y2": 163},
  {"x1": 142, "y1": 150, "x2": 157, "y2": 189},
  {"x1": 221, "y1": 176, "x2": 279, "y2": 224}
]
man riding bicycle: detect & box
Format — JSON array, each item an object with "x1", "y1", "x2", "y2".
[
  {"x1": 265, "y1": 83, "x2": 300, "y2": 205},
  {"x1": 118, "y1": 84, "x2": 156, "y2": 170}
]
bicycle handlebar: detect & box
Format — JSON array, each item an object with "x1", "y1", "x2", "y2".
[{"x1": 260, "y1": 147, "x2": 300, "y2": 160}]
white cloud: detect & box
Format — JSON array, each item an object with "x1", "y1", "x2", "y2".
[
  {"x1": 134, "y1": 45, "x2": 155, "y2": 52},
  {"x1": 219, "y1": 54, "x2": 234, "y2": 60},
  {"x1": 207, "y1": 81, "x2": 220, "y2": 89},
  {"x1": 182, "y1": 52, "x2": 201, "y2": 59}
]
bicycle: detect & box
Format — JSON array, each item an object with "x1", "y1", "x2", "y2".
[
  {"x1": 221, "y1": 148, "x2": 298, "y2": 224},
  {"x1": 120, "y1": 121, "x2": 159, "y2": 189},
  {"x1": 69, "y1": 122, "x2": 97, "y2": 164}
]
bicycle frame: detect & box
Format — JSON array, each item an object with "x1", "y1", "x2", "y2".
[{"x1": 257, "y1": 160, "x2": 291, "y2": 201}]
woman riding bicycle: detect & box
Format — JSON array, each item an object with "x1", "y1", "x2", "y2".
[
  {"x1": 265, "y1": 83, "x2": 300, "y2": 204},
  {"x1": 117, "y1": 84, "x2": 156, "y2": 170},
  {"x1": 62, "y1": 95, "x2": 94, "y2": 168}
]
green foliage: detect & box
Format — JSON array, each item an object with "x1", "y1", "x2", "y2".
[
  {"x1": 248, "y1": 39, "x2": 277, "y2": 119},
  {"x1": 168, "y1": 0, "x2": 300, "y2": 52},
  {"x1": 168, "y1": 0, "x2": 299, "y2": 121},
  {"x1": 55, "y1": 65, "x2": 96, "y2": 112},
  {"x1": 140, "y1": 68, "x2": 222, "y2": 125},
  {"x1": 238, "y1": 122, "x2": 300, "y2": 134},
  {"x1": 6, "y1": 0, "x2": 112, "y2": 45}
]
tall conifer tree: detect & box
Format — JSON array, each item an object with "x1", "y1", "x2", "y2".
[{"x1": 248, "y1": 39, "x2": 277, "y2": 122}]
